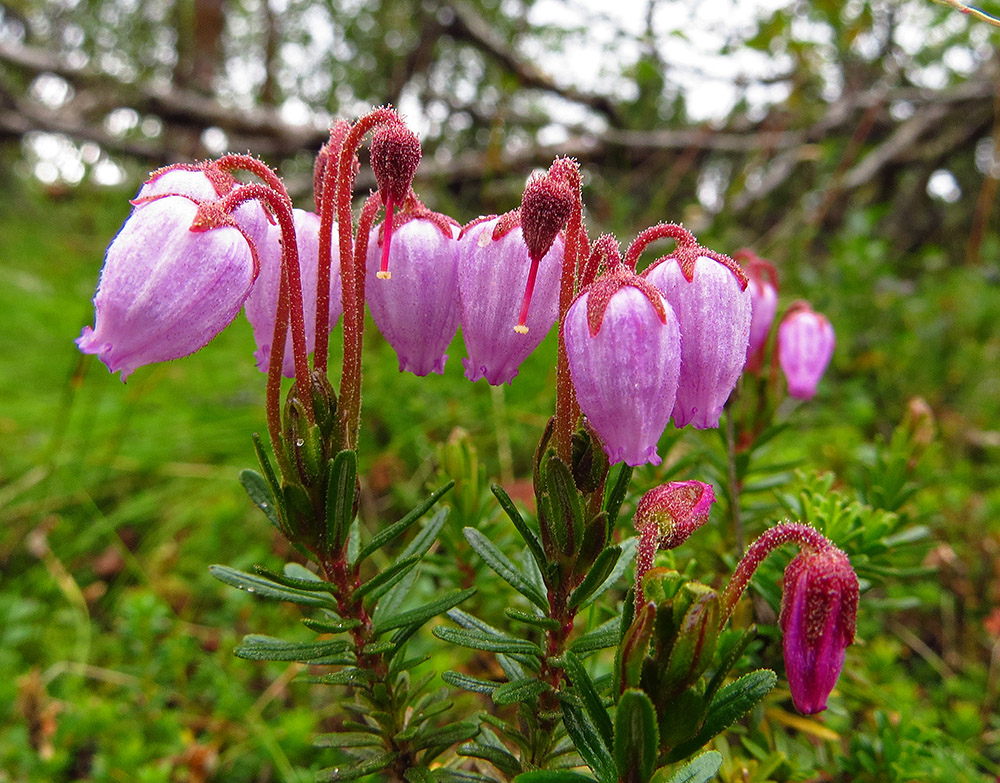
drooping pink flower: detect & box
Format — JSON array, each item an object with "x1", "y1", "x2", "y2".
[
  {"x1": 777, "y1": 302, "x2": 835, "y2": 400},
  {"x1": 644, "y1": 252, "x2": 751, "y2": 429},
  {"x1": 780, "y1": 545, "x2": 859, "y2": 714},
  {"x1": 564, "y1": 283, "x2": 681, "y2": 467},
  {"x1": 458, "y1": 218, "x2": 563, "y2": 385},
  {"x1": 365, "y1": 215, "x2": 460, "y2": 376},
  {"x1": 742, "y1": 253, "x2": 779, "y2": 371},
  {"x1": 243, "y1": 209, "x2": 342, "y2": 377},
  {"x1": 76, "y1": 196, "x2": 254, "y2": 380},
  {"x1": 137, "y1": 166, "x2": 270, "y2": 249}
]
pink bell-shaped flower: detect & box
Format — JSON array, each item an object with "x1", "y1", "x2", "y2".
[
  {"x1": 138, "y1": 165, "x2": 270, "y2": 250},
  {"x1": 76, "y1": 196, "x2": 255, "y2": 380},
  {"x1": 644, "y1": 250, "x2": 751, "y2": 429},
  {"x1": 739, "y1": 252, "x2": 779, "y2": 372},
  {"x1": 778, "y1": 302, "x2": 835, "y2": 400},
  {"x1": 564, "y1": 273, "x2": 681, "y2": 466},
  {"x1": 458, "y1": 217, "x2": 563, "y2": 385},
  {"x1": 243, "y1": 209, "x2": 342, "y2": 377},
  {"x1": 780, "y1": 545, "x2": 859, "y2": 714},
  {"x1": 366, "y1": 214, "x2": 461, "y2": 376}
]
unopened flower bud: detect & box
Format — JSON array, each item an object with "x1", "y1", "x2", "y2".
[
  {"x1": 369, "y1": 122, "x2": 421, "y2": 206},
  {"x1": 635, "y1": 481, "x2": 715, "y2": 549},
  {"x1": 780, "y1": 545, "x2": 858, "y2": 714},
  {"x1": 777, "y1": 301, "x2": 835, "y2": 400}
]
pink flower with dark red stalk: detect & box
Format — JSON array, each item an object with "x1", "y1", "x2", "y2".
[
  {"x1": 778, "y1": 302, "x2": 835, "y2": 400},
  {"x1": 644, "y1": 249, "x2": 751, "y2": 429},
  {"x1": 737, "y1": 251, "x2": 779, "y2": 372},
  {"x1": 76, "y1": 196, "x2": 255, "y2": 380},
  {"x1": 244, "y1": 209, "x2": 342, "y2": 377},
  {"x1": 780, "y1": 545, "x2": 859, "y2": 714},
  {"x1": 564, "y1": 257, "x2": 681, "y2": 466},
  {"x1": 365, "y1": 214, "x2": 460, "y2": 376},
  {"x1": 369, "y1": 122, "x2": 421, "y2": 281},
  {"x1": 458, "y1": 217, "x2": 563, "y2": 385}
]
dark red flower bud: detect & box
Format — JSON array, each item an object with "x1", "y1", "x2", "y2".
[{"x1": 369, "y1": 122, "x2": 421, "y2": 206}]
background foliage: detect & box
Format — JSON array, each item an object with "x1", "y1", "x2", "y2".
[{"x1": 1, "y1": 0, "x2": 999, "y2": 780}]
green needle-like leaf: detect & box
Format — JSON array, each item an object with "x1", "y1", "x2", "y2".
[
  {"x1": 568, "y1": 545, "x2": 622, "y2": 609},
  {"x1": 441, "y1": 670, "x2": 500, "y2": 695},
  {"x1": 357, "y1": 481, "x2": 454, "y2": 562},
  {"x1": 373, "y1": 587, "x2": 476, "y2": 634},
  {"x1": 433, "y1": 626, "x2": 543, "y2": 656},
  {"x1": 464, "y1": 527, "x2": 549, "y2": 610},
  {"x1": 325, "y1": 450, "x2": 357, "y2": 553},
  {"x1": 492, "y1": 676, "x2": 551, "y2": 705},
  {"x1": 234, "y1": 634, "x2": 351, "y2": 662},
  {"x1": 491, "y1": 483, "x2": 547, "y2": 569},
  {"x1": 657, "y1": 751, "x2": 722, "y2": 783},
  {"x1": 316, "y1": 752, "x2": 398, "y2": 781},
  {"x1": 353, "y1": 553, "x2": 421, "y2": 601},
  {"x1": 563, "y1": 651, "x2": 614, "y2": 750},
  {"x1": 209, "y1": 565, "x2": 337, "y2": 607}
]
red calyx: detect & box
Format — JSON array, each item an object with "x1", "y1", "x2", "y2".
[{"x1": 370, "y1": 121, "x2": 421, "y2": 206}]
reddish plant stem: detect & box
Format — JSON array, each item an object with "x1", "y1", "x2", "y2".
[
  {"x1": 215, "y1": 154, "x2": 290, "y2": 201},
  {"x1": 553, "y1": 163, "x2": 586, "y2": 464},
  {"x1": 720, "y1": 522, "x2": 831, "y2": 623},
  {"x1": 210, "y1": 183, "x2": 314, "y2": 436},
  {"x1": 623, "y1": 222, "x2": 697, "y2": 271},
  {"x1": 332, "y1": 107, "x2": 401, "y2": 448}
]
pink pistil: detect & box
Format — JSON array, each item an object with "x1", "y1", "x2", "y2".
[{"x1": 377, "y1": 194, "x2": 396, "y2": 280}]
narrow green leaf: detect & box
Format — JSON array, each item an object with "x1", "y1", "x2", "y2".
[
  {"x1": 658, "y1": 751, "x2": 722, "y2": 783},
  {"x1": 570, "y1": 617, "x2": 621, "y2": 656},
  {"x1": 603, "y1": 463, "x2": 632, "y2": 528},
  {"x1": 314, "y1": 732, "x2": 382, "y2": 748},
  {"x1": 252, "y1": 432, "x2": 287, "y2": 522},
  {"x1": 568, "y1": 546, "x2": 622, "y2": 609},
  {"x1": 325, "y1": 450, "x2": 357, "y2": 553},
  {"x1": 490, "y1": 483, "x2": 547, "y2": 569},
  {"x1": 252, "y1": 564, "x2": 336, "y2": 593},
  {"x1": 441, "y1": 670, "x2": 500, "y2": 695},
  {"x1": 433, "y1": 626, "x2": 543, "y2": 656},
  {"x1": 354, "y1": 554, "x2": 421, "y2": 601},
  {"x1": 446, "y1": 609, "x2": 536, "y2": 676},
  {"x1": 464, "y1": 527, "x2": 549, "y2": 610},
  {"x1": 504, "y1": 607, "x2": 560, "y2": 631},
  {"x1": 492, "y1": 677, "x2": 550, "y2": 706},
  {"x1": 545, "y1": 455, "x2": 586, "y2": 557},
  {"x1": 514, "y1": 772, "x2": 597, "y2": 783},
  {"x1": 209, "y1": 565, "x2": 336, "y2": 608},
  {"x1": 404, "y1": 767, "x2": 435, "y2": 783},
  {"x1": 302, "y1": 669, "x2": 373, "y2": 687},
  {"x1": 703, "y1": 627, "x2": 757, "y2": 706},
  {"x1": 581, "y1": 537, "x2": 636, "y2": 609},
  {"x1": 234, "y1": 634, "x2": 351, "y2": 662},
  {"x1": 372, "y1": 564, "x2": 420, "y2": 628},
  {"x1": 374, "y1": 587, "x2": 476, "y2": 634},
  {"x1": 240, "y1": 469, "x2": 281, "y2": 531},
  {"x1": 358, "y1": 481, "x2": 454, "y2": 562},
  {"x1": 398, "y1": 507, "x2": 450, "y2": 561},
  {"x1": 614, "y1": 689, "x2": 658, "y2": 783},
  {"x1": 459, "y1": 742, "x2": 522, "y2": 778},
  {"x1": 560, "y1": 702, "x2": 615, "y2": 783},
  {"x1": 563, "y1": 651, "x2": 613, "y2": 750},
  {"x1": 316, "y1": 752, "x2": 397, "y2": 781},
  {"x1": 411, "y1": 720, "x2": 480, "y2": 751},
  {"x1": 302, "y1": 617, "x2": 361, "y2": 634},
  {"x1": 666, "y1": 671, "x2": 776, "y2": 762}
]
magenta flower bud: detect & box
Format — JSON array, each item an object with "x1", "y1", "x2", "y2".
[
  {"x1": 742, "y1": 254, "x2": 779, "y2": 371},
  {"x1": 243, "y1": 209, "x2": 342, "y2": 377},
  {"x1": 780, "y1": 546, "x2": 859, "y2": 714},
  {"x1": 76, "y1": 196, "x2": 254, "y2": 380},
  {"x1": 138, "y1": 166, "x2": 270, "y2": 250},
  {"x1": 634, "y1": 480, "x2": 715, "y2": 548},
  {"x1": 564, "y1": 286, "x2": 681, "y2": 466},
  {"x1": 458, "y1": 217, "x2": 563, "y2": 385},
  {"x1": 365, "y1": 216, "x2": 460, "y2": 376},
  {"x1": 644, "y1": 253, "x2": 751, "y2": 429},
  {"x1": 778, "y1": 302, "x2": 835, "y2": 400}
]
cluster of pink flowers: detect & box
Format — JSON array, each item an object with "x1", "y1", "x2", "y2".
[{"x1": 76, "y1": 124, "x2": 834, "y2": 466}]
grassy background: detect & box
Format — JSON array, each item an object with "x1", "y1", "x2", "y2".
[{"x1": 2, "y1": 176, "x2": 1000, "y2": 782}]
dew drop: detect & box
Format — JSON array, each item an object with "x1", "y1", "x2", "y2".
[{"x1": 295, "y1": 438, "x2": 305, "y2": 447}]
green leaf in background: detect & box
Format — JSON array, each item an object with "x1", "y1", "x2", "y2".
[
  {"x1": 563, "y1": 651, "x2": 614, "y2": 750},
  {"x1": 560, "y1": 701, "x2": 615, "y2": 783},
  {"x1": 666, "y1": 669, "x2": 776, "y2": 762},
  {"x1": 655, "y1": 751, "x2": 723, "y2": 783},
  {"x1": 441, "y1": 670, "x2": 500, "y2": 695},
  {"x1": 239, "y1": 468, "x2": 281, "y2": 531},
  {"x1": 492, "y1": 676, "x2": 551, "y2": 705},
  {"x1": 491, "y1": 483, "x2": 547, "y2": 571},
  {"x1": 432, "y1": 625, "x2": 543, "y2": 656},
  {"x1": 604, "y1": 463, "x2": 633, "y2": 529},
  {"x1": 514, "y1": 773, "x2": 598, "y2": 783},
  {"x1": 316, "y1": 751, "x2": 398, "y2": 781},
  {"x1": 568, "y1": 545, "x2": 622, "y2": 609},
  {"x1": 209, "y1": 564, "x2": 338, "y2": 607},
  {"x1": 251, "y1": 564, "x2": 336, "y2": 592},
  {"x1": 353, "y1": 553, "x2": 421, "y2": 601},
  {"x1": 233, "y1": 634, "x2": 351, "y2": 662},
  {"x1": 325, "y1": 449, "x2": 357, "y2": 553},
  {"x1": 373, "y1": 587, "x2": 476, "y2": 634},
  {"x1": 614, "y1": 689, "x2": 659, "y2": 783},
  {"x1": 464, "y1": 526, "x2": 549, "y2": 610},
  {"x1": 357, "y1": 480, "x2": 454, "y2": 562},
  {"x1": 459, "y1": 740, "x2": 522, "y2": 778}
]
